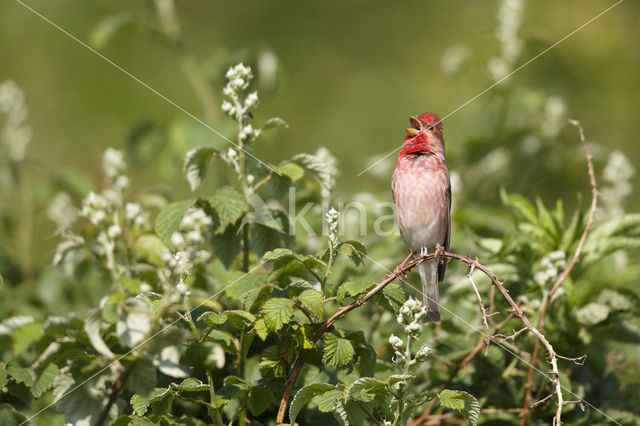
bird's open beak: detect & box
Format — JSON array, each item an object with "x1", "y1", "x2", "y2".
[
  {"x1": 406, "y1": 127, "x2": 420, "y2": 137},
  {"x1": 406, "y1": 116, "x2": 422, "y2": 137}
]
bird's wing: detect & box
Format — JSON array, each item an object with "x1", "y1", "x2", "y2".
[{"x1": 437, "y1": 180, "x2": 451, "y2": 283}]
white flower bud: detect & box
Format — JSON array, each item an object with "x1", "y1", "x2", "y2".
[
  {"x1": 223, "y1": 86, "x2": 234, "y2": 97},
  {"x1": 232, "y1": 78, "x2": 245, "y2": 88},
  {"x1": 140, "y1": 283, "x2": 152, "y2": 293},
  {"x1": 227, "y1": 148, "x2": 237, "y2": 159},
  {"x1": 107, "y1": 224, "x2": 121, "y2": 239},
  {"x1": 415, "y1": 345, "x2": 432, "y2": 361},
  {"x1": 221, "y1": 101, "x2": 232, "y2": 112},
  {"x1": 242, "y1": 124, "x2": 254, "y2": 135},
  {"x1": 388, "y1": 334, "x2": 404, "y2": 349},
  {"x1": 247, "y1": 174, "x2": 255, "y2": 184},
  {"x1": 170, "y1": 232, "x2": 185, "y2": 247}
]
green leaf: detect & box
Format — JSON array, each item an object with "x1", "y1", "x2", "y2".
[
  {"x1": 211, "y1": 221, "x2": 242, "y2": 269},
  {"x1": 30, "y1": 362, "x2": 59, "y2": 398},
  {"x1": 262, "y1": 117, "x2": 289, "y2": 131},
  {"x1": 0, "y1": 363, "x2": 8, "y2": 389},
  {"x1": 317, "y1": 389, "x2": 344, "y2": 412},
  {"x1": 197, "y1": 311, "x2": 228, "y2": 326},
  {"x1": 261, "y1": 298, "x2": 294, "y2": 331},
  {"x1": 575, "y1": 302, "x2": 610, "y2": 325},
  {"x1": 337, "y1": 241, "x2": 367, "y2": 266},
  {"x1": 248, "y1": 386, "x2": 274, "y2": 416},
  {"x1": 155, "y1": 200, "x2": 191, "y2": 244},
  {"x1": 438, "y1": 390, "x2": 480, "y2": 426},
  {"x1": 211, "y1": 187, "x2": 247, "y2": 230},
  {"x1": 12, "y1": 322, "x2": 42, "y2": 356},
  {"x1": 85, "y1": 309, "x2": 117, "y2": 360},
  {"x1": 337, "y1": 281, "x2": 373, "y2": 304},
  {"x1": 348, "y1": 377, "x2": 386, "y2": 403},
  {"x1": 6, "y1": 361, "x2": 33, "y2": 387},
  {"x1": 116, "y1": 300, "x2": 153, "y2": 348},
  {"x1": 289, "y1": 153, "x2": 335, "y2": 190},
  {"x1": 131, "y1": 387, "x2": 172, "y2": 416},
  {"x1": 176, "y1": 378, "x2": 208, "y2": 392},
  {"x1": 225, "y1": 310, "x2": 256, "y2": 329},
  {"x1": 128, "y1": 356, "x2": 157, "y2": 397},
  {"x1": 206, "y1": 330, "x2": 237, "y2": 355},
  {"x1": 134, "y1": 235, "x2": 169, "y2": 265},
  {"x1": 297, "y1": 289, "x2": 324, "y2": 318},
  {"x1": 253, "y1": 319, "x2": 269, "y2": 341},
  {"x1": 89, "y1": 11, "x2": 135, "y2": 50},
  {"x1": 184, "y1": 146, "x2": 217, "y2": 191},
  {"x1": 289, "y1": 383, "x2": 336, "y2": 423},
  {"x1": 275, "y1": 162, "x2": 304, "y2": 180},
  {"x1": 323, "y1": 334, "x2": 355, "y2": 368},
  {"x1": 225, "y1": 271, "x2": 263, "y2": 301},
  {"x1": 383, "y1": 283, "x2": 406, "y2": 312}
]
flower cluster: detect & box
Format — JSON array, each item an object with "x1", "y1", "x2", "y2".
[
  {"x1": 125, "y1": 202, "x2": 147, "y2": 229},
  {"x1": 102, "y1": 148, "x2": 129, "y2": 196},
  {"x1": 0, "y1": 80, "x2": 31, "y2": 163},
  {"x1": 221, "y1": 63, "x2": 260, "y2": 142},
  {"x1": 390, "y1": 298, "x2": 432, "y2": 369},
  {"x1": 533, "y1": 250, "x2": 567, "y2": 286},
  {"x1": 164, "y1": 208, "x2": 213, "y2": 276}
]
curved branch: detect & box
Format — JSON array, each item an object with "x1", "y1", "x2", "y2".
[
  {"x1": 521, "y1": 119, "x2": 598, "y2": 425},
  {"x1": 276, "y1": 251, "x2": 568, "y2": 424}
]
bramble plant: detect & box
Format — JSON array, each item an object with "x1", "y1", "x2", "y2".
[{"x1": 2, "y1": 1, "x2": 640, "y2": 426}]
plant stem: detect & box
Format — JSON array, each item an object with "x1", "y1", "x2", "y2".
[{"x1": 207, "y1": 369, "x2": 224, "y2": 426}]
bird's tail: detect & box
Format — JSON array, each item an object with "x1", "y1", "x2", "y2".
[{"x1": 418, "y1": 260, "x2": 441, "y2": 323}]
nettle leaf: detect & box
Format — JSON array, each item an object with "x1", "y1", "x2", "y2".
[
  {"x1": 262, "y1": 117, "x2": 289, "y2": 132},
  {"x1": 575, "y1": 302, "x2": 610, "y2": 326},
  {"x1": 211, "y1": 187, "x2": 247, "y2": 230},
  {"x1": 438, "y1": 389, "x2": 480, "y2": 426},
  {"x1": 297, "y1": 289, "x2": 324, "y2": 319},
  {"x1": 317, "y1": 389, "x2": 345, "y2": 412},
  {"x1": 289, "y1": 383, "x2": 337, "y2": 423},
  {"x1": 131, "y1": 387, "x2": 172, "y2": 416},
  {"x1": 155, "y1": 200, "x2": 191, "y2": 244},
  {"x1": 197, "y1": 311, "x2": 228, "y2": 326},
  {"x1": 183, "y1": 146, "x2": 217, "y2": 191},
  {"x1": 323, "y1": 334, "x2": 355, "y2": 368},
  {"x1": 337, "y1": 241, "x2": 367, "y2": 266},
  {"x1": 261, "y1": 298, "x2": 294, "y2": 331}
]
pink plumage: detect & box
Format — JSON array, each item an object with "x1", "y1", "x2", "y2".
[{"x1": 392, "y1": 113, "x2": 451, "y2": 323}]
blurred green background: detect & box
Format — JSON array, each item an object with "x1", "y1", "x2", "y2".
[{"x1": 1, "y1": 0, "x2": 639, "y2": 302}]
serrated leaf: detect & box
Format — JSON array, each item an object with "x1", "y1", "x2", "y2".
[
  {"x1": 348, "y1": 377, "x2": 385, "y2": 403},
  {"x1": 253, "y1": 319, "x2": 269, "y2": 341},
  {"x1": 261, "y1": 298, "x2": 294, "y2": 331},
  {"x1": 197, "y1": 311, "x2": 228, "y2": 326},
  {"x1": 337, "y1": 241, "x2": 367, "y2": 266},
  {"x1": 155, "y1": 200, "x2": 191, "y2": 244},
  {"x1": 12, "y1": 322, "x2": 42, "y2": 356},
  {"x1": 290, "y1": 153, "x2": 335, "y2": 190},
  {"x1": 6, "y1": 361, "x2": 33, "y2": 387},
  {"x1": 206, "y1": 330, "x2": 237, "y2": 355},
  {"x1": 248, "y1": 386, "x2": 274, "y2": 416},
  {"x1": 211, "y1": 187, "x2": 247, "y2": 229},
  {"x1": 244, "y1": 285, "x2": 274, "y2": 312},
  {"x1": 297, "y1": 289, "x2": 324, "y2": 318},
  {"x1": 176, "y1": 378, "x2": 208, "y2": 392},
  {"x1": 317, "y1": 389, "x2": 344, "y2": 412},
  {"x1": 323, "y1": 334, "x2": 355, "y2": 367},
  {"x1": 225, "y1": 310, "x2": 256, "y2": 329},
  {"x1": 289, "y1": 383, "x2": 336, "y2": 423},
  {"x1": 225, "y1": 272, "x2": 263, "y2": 301},
  {"x1": 383, "y1": 283, "x2": 406, "y2": 312},
  {"x1": 438, "y1": 390, "x2": 479, "y2": 425},
  {"x1": 575, "y1": 302, "x2": 610, "y2": 325},
  {"x1": 337, "y1": 281, "x2": 373, "y2": 304},
  {"x1": 31, "y1": 363, "x2": 59, "y2": 397},
  {"x1": 211, "y1": 221, "x2": 242, "y2": 269},
  {"x1": 184, "y1": 146, "x2": 217, "y2": 191},
  {"x1": 128, "y1": 357, "x2": 157, "y2": 397},
  {"x1": 131, "y1": 387, "x2": 171, "y2": 416}
]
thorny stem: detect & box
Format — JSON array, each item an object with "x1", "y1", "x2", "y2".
[
  {"x1": 275, "y1": 251, "x2": 571, "y2": 424},
  {"x1": 520, "y1": 119, "x2": 598, "y2": 426}
]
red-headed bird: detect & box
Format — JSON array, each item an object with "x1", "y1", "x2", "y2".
[{"x1": 392, "y1": 113, "x2": 451, "y2": 323}]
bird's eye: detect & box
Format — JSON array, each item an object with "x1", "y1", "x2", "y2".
[{"x1": 427, "y1": 125, "x2": 435, "y2": 131}]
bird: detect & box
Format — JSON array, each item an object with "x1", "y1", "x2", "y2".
[{"x1": 392, "y1": 112, "x2": 451, "y2": 323}]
